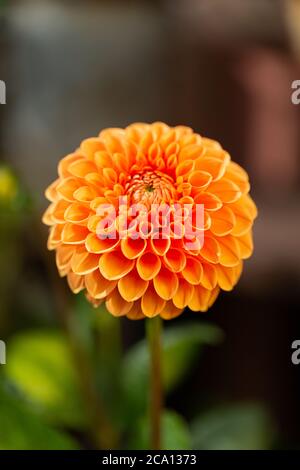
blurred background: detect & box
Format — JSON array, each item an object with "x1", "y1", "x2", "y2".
[{"x1": 1, "y1": 0, "x2": 300, "y2": 450}]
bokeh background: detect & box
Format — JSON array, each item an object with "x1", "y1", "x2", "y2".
[{"x1": 1, "y1": 0, "x2": 300, "y2": 450}]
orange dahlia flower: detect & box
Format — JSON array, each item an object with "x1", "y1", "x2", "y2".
[{"x1": 43, "y1": 122, "x2": 257, "y2": 320}]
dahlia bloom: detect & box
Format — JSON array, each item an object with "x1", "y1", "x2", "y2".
[{"x1": 43, "y1": 122, "x2": 257, "y2": 319}]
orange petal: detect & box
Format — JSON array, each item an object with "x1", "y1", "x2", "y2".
[
  {"x1": 56, "y1": 178, "x2": 81, "y2": 202},
  {"x1": 99, "y1": 251, "x2": 134, "y2": 280},
  {"x1": 188, "y1": 285, "x2": 212, "y2": 312},
  {"x1": 73, "y1": 186, "x2": 98, "y2": 203},
  {"x1": 85, "y1": 233, "x2": 119, "y2": 254},
  {"x1": 114, "y1": 152, "x2": 130, "y2": 173},
  {"x1": 85, "y1": 269, "x2": 116, "y2": 299},
  {"x1": 141, "y1": 284, "x2": 166, "y2": 317},
  {"x1": 137, "y1": 252, "x2": 161, "y2": 281},
  {"x1": 210, "y1": 206, "x2": 236, "y2": 236},
  {"x1": 102, "y1": 133, "x2": 125, "y2": 155},
  {"x1": 176, "y1": 160, "x2": 195, "y2": 179},
  {"x1": 106, "y1": 288, "x2": 133, "y2": 316},
  {"x1": 80, "y1": 138, "x2": 106, "y2": 160},
  {"x1": 56, "y1": 245, "x2": 75, "y2": 272},
  {"x1": 58, "y1": 154, "x2": 83, "y2": 178},
  {"x1": 228, "y1": 161, "x2": 249, "y2": 179},
  {"x1": 165, "y1": 141, "x2": 179, "y2": 159},
  {"x1": 67, "y1": 272, "x2": 85, "y2": 294},
  {"x1": 236, "y1": 231, "x2": 253, "y2": 259},
  {"x1": 150, "y1": 238, "x2": 171, "y2": 256},
  {"x1": 208, "y1": 286, "x2": 220, "y2": 309},
  {"x1": 173, "y1": 278, "x2": 194, "y2": 309},
  {"x1": 62, "y1": 223, "x2": 89, "y2": 244},
  {"x1": 159, "y1": 129, "x2": 176, "y2": 151},
  {"x1": 85, "y1": 293, "x2": 103, "y2": 308},
  {"x1": 166, "y1": 153, "x2": 177, "y2": 170},
  {"x1": 140, "y1": 130, "x2": 154, "y2": 154},
  {"x1": 201, "y1": 263, "x2": 217, "y2": 290},
  {"x1": 179, "y1": 133, "x2": 200, "y2": 146},
  {"x1": 174, "y1": 125, "x2": 193, "y2": 139},
  {"x1": 230, "y1": 197, "x2": 254, "y2": 236},
  {"x1": 202, "y1": 137, "x2": 222, "y2": 150},
  {"x1": 194, "y1": 157, "x2": 227, "y2": 181},
  {"x1": 160, "y1": 301, "x2": 183, "y2": 320},
  {"x1": 153, "y1": 267, "x2": 178, "y2": 300},
  {"x1": 85, "y1": 172, "x2": 106, "y2": 189},
  {"x1": 242, "y1": 193, "x2": 258, "y2": 219},
  {"x1": 151, "y1": 121, "x2": 170, "y2": 140},
  {"x1": 216, "y1": 262, "x2": 243, "y2": 291},
  {"x1": 45, "y1": 179, "x2": 59, "y2": 202},
  {"x1": 225, "y1": 161, "x2": 250, "y2": 194},
  {"x1": 188, "y1": 171, "x2": 212, "y2": 191},
  {"x1": 218, "y1": 235, "x2": 240, "y2": 267},
  {"x1": 182, "y1": 256, "x2": 203, "y2": 285},
  {"x1": 126, "y1": 300, "x2": 145, "y2": 320},
  {"x1": 68, "y1": 159, "x2": 97, "y2": 178},
  {"x1": 163, "y1": 248, "x2": 186, "y2": 273},
  {"x1": 118, "y1": 268, "x2": 148, "y2": 301},
  {"x1": 121, "y1": 237, "x2": 147, "y2": 259},
  {"x1": 208, "y1": 178, "x2": 242, "y2": 203},
  {"x1": 200, "y1": 236, "x2": 220, "y2": 264},
  {"x1": 103, "y1": 168, "x2": 118, "y2": 186},
  {"x1": 94, "y1": 151, "x2": 113, "y2": 169},
  {"x1": 179, "y1": 144, "x2": 203, "y2": 162},
  {"x1": 64, "y1": 203, "x2": 90, "y2": 224},
  {"x1": 51, "y1": 199, "x2": 69, "y2": 224},
  {"x1": 194, "y1": 192, "x2": 223, "y2": 212},
  {"x1": 42, "y1": 204, "x2": 55, "y2": 226},
  {"x1": 47, "y1": 224, "x2": 64, "y2": 250},
  {"x1": 71, "y1": 248, "x2": 99, "y2": 275}
]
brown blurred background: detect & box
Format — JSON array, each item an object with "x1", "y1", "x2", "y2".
[{"x1": 1, "y1": 0, "x2": 300, "y2": 448}]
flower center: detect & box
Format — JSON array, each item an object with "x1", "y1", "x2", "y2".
[{"x1": 125, "y1": 170, "x2": 176, "y2": 207}]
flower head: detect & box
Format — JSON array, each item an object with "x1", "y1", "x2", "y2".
[{"x1": 43, "y1": 122, "x2": 257, "y2": 319}]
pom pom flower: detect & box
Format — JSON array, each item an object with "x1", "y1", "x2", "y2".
[{"x1": 43, "y1": 122, "x2": 257, "y2": 319}]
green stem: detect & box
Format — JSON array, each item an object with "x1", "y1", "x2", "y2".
[{"x1": 146, "y1": 316, "x2": 163, "y2": 450}]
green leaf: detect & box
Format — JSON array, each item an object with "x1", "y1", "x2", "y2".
[
  {"x1": 0, "y1": 380, "x2": 79, "y2": 450},
  {"x1": 122, "y1": 322, "x2": 222, "y2": 418},
  {"x1": 72, "y1": 292, "x2": 97, "y2": 350},
  {"x1": 4, "y1": 329, "x2": 86, "y2": 428},
  {"x1": 191, "y1": 403, "x2": 275, "y2": 450},
  {"x1": 129, "y1": 410, "x2": 191, "y2": 450}
]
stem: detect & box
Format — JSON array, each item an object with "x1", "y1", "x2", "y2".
[{"x1": 146, "y1": 316, "x2": 163, "y2": 450}]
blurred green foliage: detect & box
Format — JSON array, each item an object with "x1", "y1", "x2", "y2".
[
  {"x1": 191, "y1": 403, "x2": 275, "y2": 450},
  {"x1": 0, "y1": 164, "x2": 31, "y2": 213},
  {"x1": 122, "y1": 322, "x2": 223, "y2": 420},
  {"x1": 0, "y1": 295, "x2": 276, "y2": 449},
  {"x1": 0, "y1": 164, "x2": 32, "y2": 331},
  {"x1": 4, "y1": 330, "x2": 86, "y2": 428},
  {"x1": 129, "y1": 411, "x2": 192, "y2": 450},
  {"x1": 0, "y1": 379, "x2": 79, "y2": 450}
]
